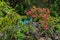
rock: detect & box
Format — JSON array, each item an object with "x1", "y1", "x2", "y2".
[
  {"x1": 55, "y1": 36, "x2": 58, "y2": 40},
  {"x1": 46, "y1": 37, "x2": 52, "y2": 40},
  {"x1": 39, "y1": 38, "x2": 44, "y2": 40},
  {"x1": 39, "y1": 37, "x2": 52, "y2": 40},
  {"x1": 0, "y1": 33, "x2": 3, "y2": 37}
]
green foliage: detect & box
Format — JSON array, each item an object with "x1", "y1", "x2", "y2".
[
  {"x1": 15, "y1": 30, "x2": 26, "y2": 40},
  {"x1": 0, "y1": 1, "x2": 22, "y2": 40},
  {"x1": 50, "y1": 0, "x2": 59, "y2": 17},
  {"x1": 0, "y1": 1, "x2": 20, "y2": 33}
]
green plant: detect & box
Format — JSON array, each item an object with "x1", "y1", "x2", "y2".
[
  {"x1": 0, "y1": 1, "x2": 21, "y2": 40},
  {"x1": 14, "y1": 30, "x2": 26, "y2": 40},
  {"x1": 50, "y1": 0, "x2": 59, "y2": 17}
]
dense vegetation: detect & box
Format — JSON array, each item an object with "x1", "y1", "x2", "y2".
[{"x1": 0, "y1": 0, "x2": 60, "y2": 40}]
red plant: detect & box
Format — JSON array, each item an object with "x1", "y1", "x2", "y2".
[
  {"x1": 42, "y1": 15, "x2": 46, "y2": 19},
  {"x1": 43, "y1": 25, "x2": 48, "y2": 29},
  {"x1": 39, "y1": 8, "x2": 44, "y2": 13},
  {"x1": 32, "y1": 15, "x2": 36, "y2": 18},
  {"x1": 26, "y1": 6, "x2": 50, "y2": 29},
  {"x1": 46, "y1": 9, "x2": 50, "y2": 15},
  {"x1": 27, "y1": 10, "x2": 33, "y2": 16}
]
